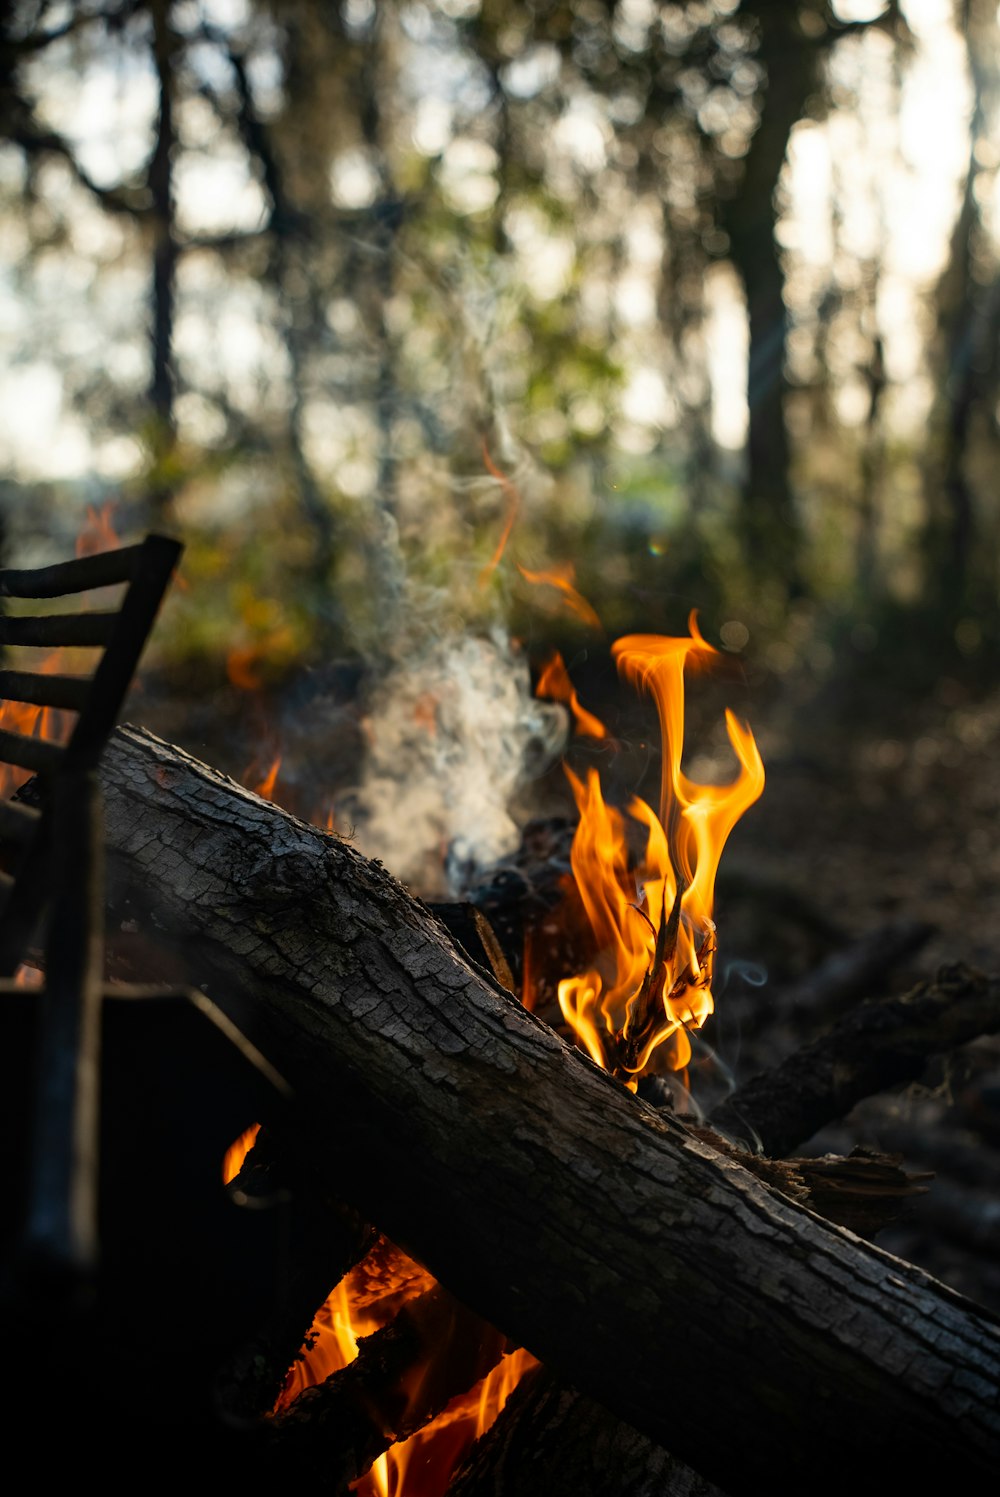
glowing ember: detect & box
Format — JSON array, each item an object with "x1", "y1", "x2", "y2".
[{"x1": 555, "y1": 610, "x2": 764, "y2": 1083}]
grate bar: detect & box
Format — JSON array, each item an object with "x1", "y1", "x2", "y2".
[
  {"x1": 0, "y1": 614, "x2": 118, "y2": 649},
  {"x1": 0, "y1": 670, "x2": 89, "y2": 712},
  {"x1": 0, "y1": 543, "x2": 147, "y2": 598}
]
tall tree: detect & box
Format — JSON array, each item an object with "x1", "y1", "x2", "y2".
[
  {"x1": 924, "y1": 0, "x2": 1000, "y2": 620},
  {"x1": 719, "y1": 0, "x2": 905, "y2": 595}
]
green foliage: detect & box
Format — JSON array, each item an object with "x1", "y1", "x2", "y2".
[{"x1": 0, "y1": 0, "x2": 997, "y2": 705}]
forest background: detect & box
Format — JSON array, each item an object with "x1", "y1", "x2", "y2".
[{"x1": 4, "y1": 0, "x2": 998, "y2": 661}]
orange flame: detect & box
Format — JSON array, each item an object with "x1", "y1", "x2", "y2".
[
  {"x1": 248, "y1": 753, "x2": 281, "y2": 801},
  {"x1": 478, "y1": 441, "x2": 521, "y2": 584},
  {"x1": 0, "y1": 658, "x2": 71, "y2": 799},
  {"x1": 222, "y1": 1122, "x2": 260, "y2": 1185},
  {"x1": 75, "y1": 501, "x2": 121, "y2": 558},
  {"x1": 276, "y1": 1235, "x2": 537, "y2": 1497},
  {"x1": 536, "y1": 652, "x2": 607, "y2": 740},
  {"x1": 517, "y1": 562, "x2": 603, "y2": 632},
  {"x1": 227, "y1": 644, "x2": 267, "y2": 692},
  {"x1": 557, "y1": 611, "x2": 764, "y2": 1081}
]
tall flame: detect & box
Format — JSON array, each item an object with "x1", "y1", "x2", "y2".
[{"x1": 557, "y1": 611, "x2": 764, "y2": 1082}]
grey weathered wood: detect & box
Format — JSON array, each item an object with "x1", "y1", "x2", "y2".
[{"x1": 97, "y1": 725, "x2": 1000, "y2": 1496}]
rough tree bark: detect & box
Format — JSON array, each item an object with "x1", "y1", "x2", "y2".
[
  {"x1": 447, "y1": 1364, "x2": 724, "y2": 1497},
  {"x1": 96, "y1": 725, "x2": 1000, "y2": 1496},
  {"x1": 451, "y1": 966, "x2": 1000, "y2": 1497}
]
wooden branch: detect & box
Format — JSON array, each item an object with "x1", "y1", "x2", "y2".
[
  {"x1": 711, "y1": 964, "x2": 1000, "y2": 1157},
  {"x1": 95, "y1": 726, "x2": 1000, "y2": 1495}
]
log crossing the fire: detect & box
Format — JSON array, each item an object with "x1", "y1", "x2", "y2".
[{"x1": 97, "y1": 725, "x2": 1000, "y2": 1496}]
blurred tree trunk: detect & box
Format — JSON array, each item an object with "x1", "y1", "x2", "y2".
[
  {"x1": 723, "y1": 3, "x2": 903, "y2": 598},
  {"x1": 225, "y1": 16, "x2": 341, "y2": 637},
  {"x1": 924, "y1": 0, "x2": 1000, "y2": 617},
  {"x1": 147, "y1": 0, "x2": 180, "y2": 520},
  {"x1": 357, "y1": 3, "x2": 407, "y2": 648},
  {"x1": 720, "y1": 8, "x2": 819, "y2": 596}
]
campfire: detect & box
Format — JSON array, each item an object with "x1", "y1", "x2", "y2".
[
  {"x1": 163, "y1": 582, "x2": 753, "y2": 1493},
  {"x1": 217, "y1": 604, "x2": 766, "y2": 1497},
  {"x1": 3, "y1": 525, "x2": 1000, "y2": 1494}
]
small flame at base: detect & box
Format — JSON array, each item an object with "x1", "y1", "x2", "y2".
[{"x1": 272, "y1": 1237, "x2": 537, "y2": 1497}]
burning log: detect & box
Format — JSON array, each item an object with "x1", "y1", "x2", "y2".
[
  {"x1": 266, "y1": 1280, "x2": 510, "y2": 1482},
  {"x1": 453, "y1": 971, "x2": 1000, "y2": 1496},
  {"x1": 218, "y1": 1125, "x2": 377, "y2": 1422},
  {"x1": 92, "y1": 724, "x2": 1000, "y2": 1495}
]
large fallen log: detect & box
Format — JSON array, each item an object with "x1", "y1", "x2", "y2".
[
  {"x1": 453, "y1": 971, "x2": 1000, "y2": 1496},
  {"x1": 96, "y1": 725, "x2": 1000, "y2": 1496}
]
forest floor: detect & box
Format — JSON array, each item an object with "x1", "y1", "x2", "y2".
[{"x1": 138, "y1": 630, "x2": 1000, "y2": 1316}]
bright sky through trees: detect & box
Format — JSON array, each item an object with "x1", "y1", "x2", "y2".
[{"x1": 0, "y1": 0, "x2": 980, "y2": 482}]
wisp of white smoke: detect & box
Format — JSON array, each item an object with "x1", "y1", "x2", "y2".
[{"x1": 340, "y1": 627, "x2": 568, "y2": 899}]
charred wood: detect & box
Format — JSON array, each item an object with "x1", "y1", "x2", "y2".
[
  {"x1": 446, "y1": 1365, "x2": 725, "y2": 1497},
  {"x1": 94, "y1": 726, "x2": 1000, "y2": 1496},
  {"x1": 815, "y1": 1095, "x2": 1000, "y2": 1194},
  {"x1": 455, "y1": 974, "x2": 1000, "y2": 1497},
  {"x1": 265, "y1": 1283, "x2": 508, "y2": 1482},
  {"x1": 681, "y1": 1127, "x2": 929, "y2": 1241},
  {"x1": 217, "y1": 1124, "x2": 377, "y2": 1423},
  {"x1": 710, "y1": 962, "x2": 1000, "y2": 1158}
]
